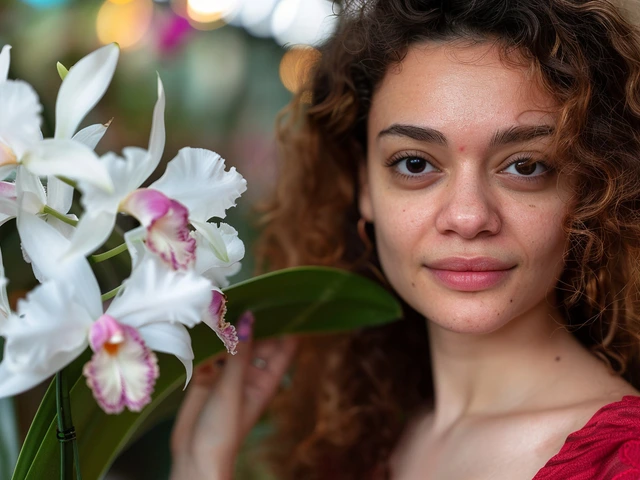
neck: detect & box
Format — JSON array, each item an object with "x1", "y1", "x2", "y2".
[{"x1": 427, "y1": 301, "x2": 590, "y2": 431}]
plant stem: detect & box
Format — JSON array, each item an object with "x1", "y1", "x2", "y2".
[
  {"x1": 56, "y1": 176, "x2": 77, "y2": 188},
  {"x1": 101, "y1": 285, "x2": 121, "y2": 302},
  {"x1": 90, "y1": 243, "x2": 128, "y2": 264},
  {"x1": 56, "y1": 369, "x2": 81, "y2": 479},
  {"x1": 43, "y1": 206, "x2": 78, "y2": 227}
]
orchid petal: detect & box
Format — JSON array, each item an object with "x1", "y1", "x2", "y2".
[
  {"x1": 150, "y1": 147, "x2": 247, "y2": 222},
  {"x1": 203, "y1": 289, "x2": 238, "y2": 355},
  {"x1": 45, "y1": 176, "x2": 73, "y2": 214},
  {"x1": 0, "y1": 362, "x2": 52, "y2": 398},
  {"x1": 77, "y1": 150, "x2": 138, "y2": 215},
  {"x1": 0, "y1": 282, "x2": 92, "y2": 398},
  {"x1": 138, "y1": 322, "x2": 193, "y2": 388},
  {"x1": 46, "y1": 214, "x2": 78, "y2": 240},
  {"x1": 129, "y1": 76, "x2": 165, "y2": 189},
  {"x1": 0, "y1": 249, "x2": 9, "y2": 327},
  {"x1": 21, "y1": 139, "x2": 114, "y2": 192},
  {"x1": 84, "y1": 315, "x2": 159, "y2": 414},
  {"x1": 72, "y1": 121, "x2": 110, "y2": 150},
  {"x1": 54, "y1": 43, "x2": 119, "y2": 140},
  {"x1": 0, "y1": 45, "x2": 11, "y2": 82},
  {"x1": 123, "y1": 225, "x2": 147, "y2": 270},
  {"x1": 192, "y1": 221, "x2": 244, "y2": 287},
  {"x1": 121, "y1": 189, "x2": 196, "y2": 270},
  {"x1": 0, "y1": 80, "x2": 42, "y2": 159},
  {"x1": 65, "y1": 209, "x2": 116, "y2": 259},
  {"x1": 50, "y1": 120, "x2": 110, "y2": 211},
  {"x1": 200, "y1": 262, "x2": 242, "y2": 290},
  {"x1": 0, "y1": 181, "x2": 16, "y2": 225},
  {"x1": 106, "y1": 255, "x2": 211, "y2": 330},
  {"x1": 15, "y1": 167, "x2": 45, "y2": 215},
  {"x1": 193, "y1": 221, "x2": 245, "y2": 266},
  {"x1": 17, "y1": 213, "x2": 102, "y2": 317},
  {"x1": 0, "y1": 165, "x2": 16, "y2": 182}
]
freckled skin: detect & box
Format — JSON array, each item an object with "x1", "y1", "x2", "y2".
[{"x1": 359, "y1": 43, "x2": 570, "y2": 334}]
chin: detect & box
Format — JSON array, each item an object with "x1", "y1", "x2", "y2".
[{"x1": 410, "y1": 296, "x2": 518, "y2": 335}]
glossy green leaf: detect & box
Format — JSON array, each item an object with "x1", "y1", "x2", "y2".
[
  {"x1": 0, "y1": 397, "x2": 19, "y2": 480},
  {"x1": 12, "y1": 267, "x2": 401, "y2": 480}
]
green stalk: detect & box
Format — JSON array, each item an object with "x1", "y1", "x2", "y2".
[
  {"x1": 56, "y1": 369, "x2": 81, "y2": 479},
  {"x1": 89, "y1": 243, "x2": 128, "y2": 264},
  {"x1": 101, "y1": 286, "x2": 122, "y2": 302},
  {"x1": 56, "y1": 176, "x2": 77, "y2": 188},
  {"x1": 42, "y1": 206, "x2": 78, "y2": 227}
]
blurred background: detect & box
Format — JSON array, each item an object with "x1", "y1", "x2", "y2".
[{"x1": 0, "y1": 0, "x2": 338, "y2": 477}]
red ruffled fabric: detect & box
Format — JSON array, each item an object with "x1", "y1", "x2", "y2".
[{"x1": 533, "y1": 396, "x2": 640, "y2": 480}]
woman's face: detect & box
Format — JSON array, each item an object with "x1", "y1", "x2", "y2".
[{"x1": 360, "y1": 42, "x2": 571, "y2": 334}]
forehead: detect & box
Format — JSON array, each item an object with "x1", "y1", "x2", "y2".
[{"x1": 368, "y1": 42, "x2": 557, "y2": 138}]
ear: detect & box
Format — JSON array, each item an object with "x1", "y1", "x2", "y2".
[{"x1": 358, "y1": 163, "x2": 374, "y2": 222}]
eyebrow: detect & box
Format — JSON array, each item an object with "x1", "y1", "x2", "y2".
[{"x1": 377, "y1": 124, "x2": 555, "y2": 147}]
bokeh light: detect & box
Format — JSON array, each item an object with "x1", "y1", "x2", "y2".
[
  {"x1": 186, "y1": 0, "x2": 240, "y2": 24},
  {"x1": 97, "y1": 0, "x2": 154, "y2": 49},
  {"x1": 19, "y1": 0, "x2": 69, "y2": 8},
  {"x1": 271, "y1": 0, "x2": 338, "y2": 46},
  {"x1": 279, "y1": 45, "x2": 321, "y2": 93}
]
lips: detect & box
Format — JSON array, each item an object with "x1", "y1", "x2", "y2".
[{"x1": 425, "y1": 257, "x2": 515, "y2": 291}]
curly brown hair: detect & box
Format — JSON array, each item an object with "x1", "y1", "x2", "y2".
[{"x1": 255, "y1": 0, "x2": 640, "y2": 478}]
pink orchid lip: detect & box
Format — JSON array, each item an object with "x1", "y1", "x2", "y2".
[
  {"x1": 85, "y1": 315, "x2": 160, "y2": 415},
  {"x1": 121, "y1": 189, "x2": 196, "y2": 270},
  {"x1": 205, "y1": 290, "x2": 238, "y2": 355}
]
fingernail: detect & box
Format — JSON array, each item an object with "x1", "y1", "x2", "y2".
[{"x1": 237, "y1": 311, "x2": 255, "y2": 342}]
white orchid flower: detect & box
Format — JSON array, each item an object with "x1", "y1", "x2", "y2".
[
  {"x1": 0, "y1": 214, "x2": 212, "y2": 413},
  {"x1": 0, "y1": 44, "x2": 116, "y2": 192},
  {"x1": 68, "y1": 75, "x2": 167, "y2": 260},
  {"x1": 118, "y1": 148, "x2": 247, "y2": 353},
  {"x1": 0, "y1": 43, "x2": 116, "y2": 251},
  {"x1": 149, "y1": 146, "x2": 247, "y2": 267},
  {"x1": 125, "y1": 234, "x2": 240, "y2": 355},
  {"x1": 73, "y1": 79, "x2": 247, "y2": 276}
]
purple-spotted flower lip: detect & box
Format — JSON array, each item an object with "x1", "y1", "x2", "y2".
[
  {"x1": 204, "y1": 289, "x2": 238, "y2": 355},
  {"x1": 120, "y1": 188, "x2": 196, "y2": 270},
  {"x1": 84, "y1": 315, "x2": 159, "y2": 414}
]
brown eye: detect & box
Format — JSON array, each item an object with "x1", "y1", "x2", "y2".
[
  {"x1": 406, "y1": 157, "x2": 427, "y2": 173},
  {"x1": 503, "y1": 158, "x2": 549, "y2": 177},
  {"x1": 514, "y1": 161, "x2": 537, "y2": 175}
]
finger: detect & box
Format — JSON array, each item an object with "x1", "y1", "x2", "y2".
[
  {"x1": 171, "y1": 355, "x2": 225, "y2": 454},
  {"x1": 241, "y1": 336, "x2": 298, "y2": 434},
  {"x1": 212, "y1": 311, "x2": 254, "y2": 401}
]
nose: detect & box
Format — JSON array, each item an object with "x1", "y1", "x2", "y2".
[{"x1": 435, "y1": 171, "x2": 501, "y2": 239}]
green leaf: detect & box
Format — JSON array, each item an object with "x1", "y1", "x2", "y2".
[
  {"x1": 0, "y1": 397, "x2": 19, "y2": 479},
  {"x1": 11, "y1": 267, "x2": 401, "y2": 480}
]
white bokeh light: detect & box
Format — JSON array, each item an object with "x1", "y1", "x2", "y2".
[
  {"x1": 224, "y1": 0, "x2": 279, "y2": 37},
  {"x1": 187, "y1": 0, "x2": 242, "y2": 23},
  {"x1": 271, "y1": 0, "x2": 338, "y2": 46}
]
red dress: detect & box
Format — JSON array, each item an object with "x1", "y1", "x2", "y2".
[{"x1": 532, "y1": 396, "x2": 640, "y2": 479}]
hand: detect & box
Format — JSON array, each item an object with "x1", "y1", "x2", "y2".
[{"x1": 169, "y1": 312, "x2": 298, "y2": 480}]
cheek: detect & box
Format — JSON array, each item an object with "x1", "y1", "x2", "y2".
[{"x1": 371, "y1": 196, "x2": 431, "y2": 270}]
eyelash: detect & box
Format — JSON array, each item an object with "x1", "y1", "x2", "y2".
[{"x1": 385, "y1": 153, "x2": 554, "y2": 183}]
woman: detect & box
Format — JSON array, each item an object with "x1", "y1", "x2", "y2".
[{"x1": 170, "y1": 0, "x2": 640, "y2": 478}]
